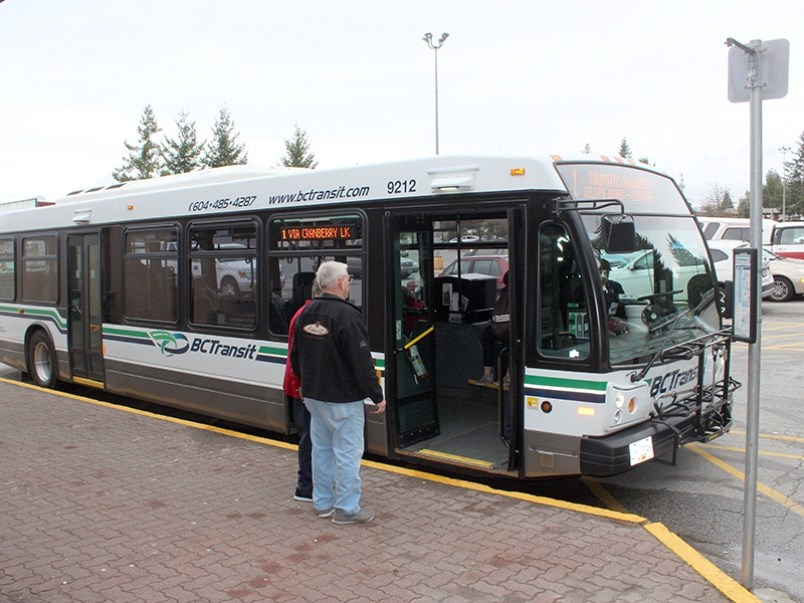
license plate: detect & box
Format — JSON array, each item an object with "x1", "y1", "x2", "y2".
[{"x1": 629, "y1": 435, "x2": 654, "y2": 466}]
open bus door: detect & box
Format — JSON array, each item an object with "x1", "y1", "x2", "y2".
[
  {"x1": 386, "y1": 215, "x2": 439, "y2": 447},
  {"x1": 67, "y1": 232, "x2": 105, "y2": 388},
  {"x1": 385, "y1": 209, "x2": 523, "y2": 475}
]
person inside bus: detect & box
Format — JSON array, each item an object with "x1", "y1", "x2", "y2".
[
  {"x1": 477, "y1": 271, "x2": 509, "y2": 385},
  {"x1": 599, "y1": 259, "x2": 628, "y2": 336},
  {"x1": 401, "y1": 282, "x2": 425, "y2": 336}
]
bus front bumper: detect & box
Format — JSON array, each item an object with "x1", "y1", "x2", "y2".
[{"x1": 579, "y1": 409, "x2": 732, "y2": 477}]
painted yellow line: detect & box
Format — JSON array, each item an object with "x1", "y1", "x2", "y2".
[
  {"x1": 581, "y1": 476, "x2": 630, "y2": 514},
  {"x1": 362, "y1": 458, "x2": 647, "y2": 523},
  {"x1": 414, "y1": 448, "x2": 495, "y2": 468},
  {"x1": 688, "y1": 444, "x2": 804, "y2": 517},
  {"x1": 763, "y1": 344, "x2": 804, "y2": 351},
  {"x1": 644, "y1": 523, "x2": 760, "y2": 603},
  {"x1": 0, "y1": 376, "x2": 298, "y2": 452},
  {"x1": 3, "y1": 376, "x2": 758, "y2": 603},
  {"x1": 728, "y1": 429, "x2": 804, "y2": 444},
  {"x1": 703, "y1": 443, "x2": 804, "y2": 462}
]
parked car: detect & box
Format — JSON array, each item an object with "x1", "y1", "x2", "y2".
[
  {"x1": 769, "y1": 220, "x2": 804, "y2": 260},
  {"x1": 707, "y1": 240, "x2": 774, "y2": 300},
  {"x1": 763, "y1": 248, "x2": 804, "y2": 302},
  {"x1": 609, "y1": 249, "x2": 708, "y2": 300},
  {"x1": 438, "y1": 255, "x2": 509, "y2": 289},
  {"x1": 400, "y1": 256, "x2": 419, "y2": 278},
  {"x1": 697, "y1": 216, "x2": 775, "y2": 244}
]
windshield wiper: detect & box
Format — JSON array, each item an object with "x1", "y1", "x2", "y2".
[{"x1": 629, "y1": 297, "x2": 718, "y2": 383}]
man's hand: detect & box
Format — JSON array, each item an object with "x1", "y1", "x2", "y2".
[{"x1": 369, "y1": 400, "x2": 386, "y2": 415}]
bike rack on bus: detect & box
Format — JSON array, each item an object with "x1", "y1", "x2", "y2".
[{"x1": 645, "y1": 330, "x2": 740, "y2": 465}]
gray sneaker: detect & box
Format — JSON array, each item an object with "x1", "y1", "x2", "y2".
[
  {"x1": 331, "y1": 508, "x2": 375, "y2": 525},
  {"x1": 315, "y1": 507, "x2": 334, "y2": 518}
]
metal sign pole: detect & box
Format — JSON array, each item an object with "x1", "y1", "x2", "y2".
[
  {"x1": 726, "y1": 36, "x2": 789, "y2": 590},
  {"x1": 741, "y1": 39, "x2": 763, "y2": 590}
]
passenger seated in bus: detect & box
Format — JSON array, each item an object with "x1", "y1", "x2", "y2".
[
  {"x1": 599, "y1": 259, "x2": 628, "y2": 336},
  {"x1": 477, "y1": 271, "x2": 509, "y2": 385},
  {"x1": 401, "y1": 284, "x2": 425, "y2": 336}
]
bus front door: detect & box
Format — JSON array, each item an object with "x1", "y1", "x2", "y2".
[
  {"x1": 388, "y1": 220, "x2": 439, "y2": 447},
  {"x1": 67, "y1": 233, "x2": 105, "y2": 388}
]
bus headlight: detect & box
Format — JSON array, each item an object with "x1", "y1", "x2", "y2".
[{"x1": 608, "y1": 383, "x2": 648, "y2": 430}]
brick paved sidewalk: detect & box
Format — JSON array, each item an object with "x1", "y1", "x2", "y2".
[{"x1": 0, "y1": 380, "x2": 751, "y2": 602}]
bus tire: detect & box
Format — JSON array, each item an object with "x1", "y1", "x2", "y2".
[{"x1": 27, "y1": 330, "x2": 57, "y2": 389}]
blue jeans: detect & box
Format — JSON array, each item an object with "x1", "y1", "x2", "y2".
[
  {"x1": 305, "y1": 398, "x2": 365, "y2": 515},
  {"x1": 292, "y1": 397, "x2": 312, "y2": 496}
]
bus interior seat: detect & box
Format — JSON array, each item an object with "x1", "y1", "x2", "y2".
[{"x1": 292, "y1": 271, "x2": 316, "y2": 309}]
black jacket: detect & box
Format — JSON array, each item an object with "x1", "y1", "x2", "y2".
[{"x1": 289, "y1": 293, "x2": 383, "y2": 404}]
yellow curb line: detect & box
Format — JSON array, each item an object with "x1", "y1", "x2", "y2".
[
  {"x1": 644, "y1": 523, "x2": 759, "y2": 603},
  {"x1": 2, "y1": 376, "x2": 759, "y2": 602},
  {"x1": 688, "y1": 444, "x2": 804, "y2": 517}
]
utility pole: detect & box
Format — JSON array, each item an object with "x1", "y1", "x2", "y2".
[{"x1": 422, "y1": 32, "x2": 449, "y2": 155}]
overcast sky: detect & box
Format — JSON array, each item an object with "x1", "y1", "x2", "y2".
[{"x1": 1, "y1": 0, "x2": 801, "y2": 207}]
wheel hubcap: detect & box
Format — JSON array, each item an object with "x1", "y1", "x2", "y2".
[{"x1": 33, "y1": 343, "x2": 52, "y2": 383}]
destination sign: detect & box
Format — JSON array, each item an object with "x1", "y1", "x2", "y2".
[
  {"x1": 554, "y1": 163, "x2": 688, "y2": 214},
  {"x1": 279, "y1": 225, "x2": 354, "y2": 241}
]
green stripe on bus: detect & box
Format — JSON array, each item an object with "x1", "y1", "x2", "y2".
[
  {"x1": 0, "y1": 305, "x2": 68, "y2": 330},
  {"x1": 258, "y1": 345, "x2": 287, "y2": 356},
  {"x1": 525, "y1": 374, "x2": 608, "y2": 391},
  {"x1": 103, "y1": 326, "x2": 151, "y2": 339}
]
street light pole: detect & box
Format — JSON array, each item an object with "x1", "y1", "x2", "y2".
[
  {"x1": 422, "y1": 32, "x2": 449, "y2": 155},
  {"x1": 779, "y1": 145, "x2": 790, "y2": 222}
]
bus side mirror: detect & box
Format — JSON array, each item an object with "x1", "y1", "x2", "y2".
[{"x1": 601, "y1": 214, "x2": 636, "y2": 253}]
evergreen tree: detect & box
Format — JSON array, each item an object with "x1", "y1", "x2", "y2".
[
  {"x1": 281, "y1": 124, "x2": 318, "y2": 169},
  {"x1": 719, "y1": 189, "x2": 734, "y2": 212},
  {"x1": 161, "y1": 111, "x2": 205, "y2": 175},
  {"x1": 762, "y1": 169, "x2": 783, "y2": 210},
  {"x1": 736, "y1": 193, "x2": 750, "y2": 217},
  {"x1": 203, "y1": 106, "x2": 248, "y2": 168},
  {"x1": 112, "y1": 104, "x2": 162, "y2": 181},
  {"x1": 787, "y1": 131, "x2": 804, "y2": 216},
  {"x1": 618, "y1": 137, "x2": 632, "y2": 159}
]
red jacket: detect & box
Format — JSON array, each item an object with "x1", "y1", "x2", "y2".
[{"x1": 283, "y1": 300, "x2": 311, "y2": 399}]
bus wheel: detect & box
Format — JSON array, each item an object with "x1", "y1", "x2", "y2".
[{"x1": 28, "y1": 330, "x2": 57, "y2": 388}]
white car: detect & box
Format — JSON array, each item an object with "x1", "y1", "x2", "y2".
[
  {"x1": 763, "y1": 248, "x2": 804, "y2": 302},
  {"x1": 707, "y1": 240, "x2": 774, "y2": 300}
]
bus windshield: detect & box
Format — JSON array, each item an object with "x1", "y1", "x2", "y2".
[
  {"x1": 553, "y1": 162, "x2": 720, "y2": 365},
  {"x1": 584, "y1": 213, "x2": 719, "y2": 365}
]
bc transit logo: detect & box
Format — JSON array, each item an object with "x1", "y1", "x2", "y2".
[{"x1": 149, "y1": 331, "x2": 190, "y2": 356}]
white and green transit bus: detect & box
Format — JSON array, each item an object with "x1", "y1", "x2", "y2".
[{"x1": 0, "y1": 154, "x2": 737, "y2": 478}]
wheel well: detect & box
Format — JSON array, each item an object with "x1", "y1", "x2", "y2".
[{"x1": 25, "y1": 326, "x2": 56, "y2": 374}]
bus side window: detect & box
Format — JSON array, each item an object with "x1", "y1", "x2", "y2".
[{"x1": 536, "y1": 223, "x2": 589, "y2": 359}]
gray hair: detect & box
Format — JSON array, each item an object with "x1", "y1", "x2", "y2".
[
  {"x1": 311, "y1": 278, "x2": 322, "y2": 298},
  {"x1": 316, "y1": 261, "x2": 349, "y2": 290}
]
